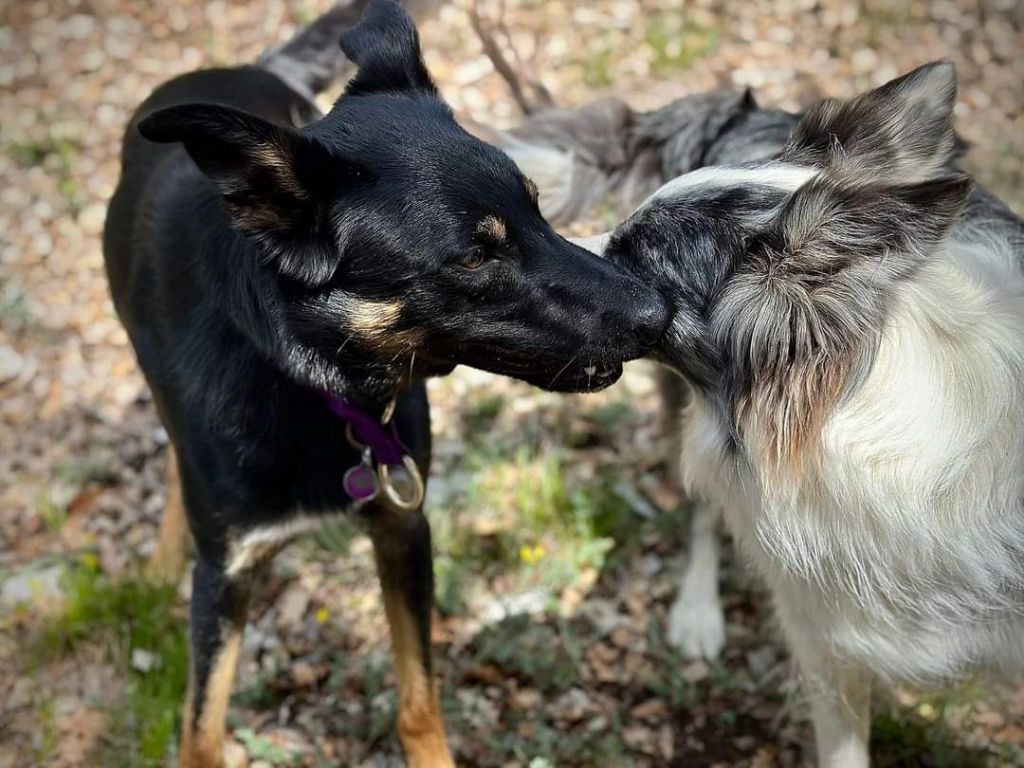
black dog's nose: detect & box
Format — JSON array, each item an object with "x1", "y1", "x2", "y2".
[{"x1": 632, "y1": 291, "x2": 671, "y2": 347}]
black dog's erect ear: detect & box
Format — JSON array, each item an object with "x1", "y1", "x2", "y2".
[
  {"x1": 339, "y1": 0, "x2": 435, "y2": 95},
  {"x1": 138, "y1": 103, "x2": 352, "y2": 284},
  {"x1": 783, "y1": 61, "x2": 958, "y2": 184}
]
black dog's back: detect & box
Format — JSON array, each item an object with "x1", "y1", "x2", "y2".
[{"x1": 104, "y1": 67, "x2": 317, "y2": 327}]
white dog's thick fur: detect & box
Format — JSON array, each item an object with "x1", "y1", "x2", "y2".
[{"x1": 558, "y1": 63, "x2": 1024, "y2": 766}]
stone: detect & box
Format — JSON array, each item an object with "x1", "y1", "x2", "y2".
[
  {"x1": 0, "y1": 346, "x2": 25, "y2": 385},
  {"x1": 77, "y1": 203, "x2": 107, "y2": 236}
]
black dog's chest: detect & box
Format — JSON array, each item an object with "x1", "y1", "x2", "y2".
[{"x1": 221, "y1": 383, "x2": 431, "y2": 530}]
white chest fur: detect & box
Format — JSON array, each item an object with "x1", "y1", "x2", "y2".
[{"x1": 681, "y1": 254, "x2": 1024, "y2": 683}]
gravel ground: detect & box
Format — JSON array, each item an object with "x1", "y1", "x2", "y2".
[{"x1": 1, "y1": 2, "x2": 1022, "y2": 767}]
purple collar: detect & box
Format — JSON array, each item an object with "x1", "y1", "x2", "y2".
[
  {"x1": 322, "y1": 392, "x2": 407, "y2": 466},
  {"x1": 321, "y1": 391, "x2": 425, "y2": 509}
]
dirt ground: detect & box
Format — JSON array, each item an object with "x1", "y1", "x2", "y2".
[{"x1": 1, "y1": 1, "x2": 1023, "y2": 766}]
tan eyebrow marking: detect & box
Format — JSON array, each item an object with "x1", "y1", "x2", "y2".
[
  {"x1": 477, "y1": 214, "x2": 508, "y2": 242},
  {"x1": 524, "y1": 177, "x2": 539, "y2": 204}
]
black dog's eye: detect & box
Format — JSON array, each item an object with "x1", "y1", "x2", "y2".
[{"x1": 459, "y1": 247, "x2": 488, "y2": 270}]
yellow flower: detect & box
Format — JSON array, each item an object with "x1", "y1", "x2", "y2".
[
  {"x1": 519, "y1": 544, "x2": 546, "y2": 565},
  {"x1": 81, "y1": 552, "x2": 99, "y2": 572},
  {"x1": 917, "y1": 702, "x2": 937, "y2": 720},
  {"x1": 315, "y1": 607, "x2": 330, "y2": 624}
]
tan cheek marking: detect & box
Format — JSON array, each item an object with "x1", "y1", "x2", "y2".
[
  {"x1": 179, "y1": 628, "x2": 242, "y2": 768},
  {"x1": 348, "y1": 297, "x2": 404, "y2": 334},
  {"x1": 381, "y1": 592, "x2": 454, "y2": 768},
  {"x1": 347, "y1": 298, "x2": 426, "y2": 356}
]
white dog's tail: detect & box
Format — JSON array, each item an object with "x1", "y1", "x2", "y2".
[{"x1": 258, "y1": 0, "x2": 443, "y2": 101}]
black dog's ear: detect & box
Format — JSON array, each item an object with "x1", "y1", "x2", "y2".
[
  {"x1": 339, "y1": 0, "x2": 435, "y2": 95},
  {"x1": 138, "y1": 103, "x2": 354, "y2": 284}
]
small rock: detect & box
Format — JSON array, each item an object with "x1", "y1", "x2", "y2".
[
  {"x1": 513, "y1": 688, "x2": 542, "y2": 710},
  {"x1": 290, "y1": 660, "x2": 317, "y2": 688},
  {"x1": 480, "y1": 588, "x2": 549, "y2": 624},
  {"x1": 658, "y1": 724, "x2": 675, "y2": 761},
  {"x1": 1, "y1": 562, "x2": 65, "y2": 607},
  {"x1": 851, "y1": 48, "x2": 879, "y2": 75},
  {"x1": 77, "y1": 203, "x2": 106, "y2": 236},
  {"x1": 746, "y1": 645, "x2": 778, "y2": 680},
  {"x1": 276, "y1": 582, "x2": 310, "y2": 628},
  {"x1": 974, "y1": 709, "x2": 1006, "y2": 728},
  {"x1": 681, "y1": 660, "x2": 709, "y2": 684},
  {"x1": 0, "y1": 345, "x2": 25, "y2": 385},
  {"x1": 62, "y1": 14, "x2": 96, "y2": 40},
  {"x1": 549, "y1": 688, "x2": 596, "y2": 723},
  {"x1": 622, "y1": 724, "x2": 658, "y2": 754},
  {"x1": 630, "y1": 698, "x2": 669, "y2": 721},
  {"x1": 131, "y1": 648, "x2": 158, "y2": 673},
  {"x1": 223, "y1": 739, "x2": 248, "y2": 768}
]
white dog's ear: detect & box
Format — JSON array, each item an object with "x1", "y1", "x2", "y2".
[{"x1": 783, "y1": 61, "x2": 958, "y2": 184}]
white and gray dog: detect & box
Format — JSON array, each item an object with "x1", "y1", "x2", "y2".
[{"x1": 502, "y1": 62, "x2": 1024, "y2": 766}]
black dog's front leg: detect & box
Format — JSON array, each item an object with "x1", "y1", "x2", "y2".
[
  {"x1": 179, "y1": 555, "x2": 254, "y2": 768},
  {"x1": 363, "y1": 502, "x2": 454, "y2": 768}
]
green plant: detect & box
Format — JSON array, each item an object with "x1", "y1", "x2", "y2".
[
  {"x1": 39, "y1": 563, "x2": 188, "y2": 765},
  {"x1": 644, "y1": 15, "x2": 720, "y2": 76},
  {"x1": 235, "y1": 728, "x2": 301, "y2": 766},
  {"x1": 36, "y1": 486, "x2": 67, "y2": 530},
  {"x1": 463, "y1": 392, "x2": 506, "y2": 433}
]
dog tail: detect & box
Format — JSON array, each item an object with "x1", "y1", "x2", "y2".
[
  {"x1": 258, "y1": 1, "x2": 443, "y2": 101},
  {"x1": 257, "y1": 3, "x2": 367, "y2": 101}
]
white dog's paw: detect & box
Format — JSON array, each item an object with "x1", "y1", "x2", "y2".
[{"x1": 667, "y1": 594, "x2": 726, "y2": 660}]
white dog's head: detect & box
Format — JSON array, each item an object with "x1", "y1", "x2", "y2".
[{"x1": 603, "y1": 62, "x2": 972, "y2": 464}]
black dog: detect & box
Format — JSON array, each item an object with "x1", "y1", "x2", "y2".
[{"x1": 103, "y1": 2, "x2": 668, "y2": 766}]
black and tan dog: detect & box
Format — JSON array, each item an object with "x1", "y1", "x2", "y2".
[{"x1": 103, "y1": 2, "x2": 668, "y2": 766}]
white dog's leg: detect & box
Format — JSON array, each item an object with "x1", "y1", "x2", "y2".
[
  {"x1": 668, "y1": 501, "x2": 726, "y2": 659},
  {"x1": 808, "y1": 661, "x2": 872, "y2": 768},
  {"x1": 786, "y1": 624, "x2": 872, "y2": 768}
]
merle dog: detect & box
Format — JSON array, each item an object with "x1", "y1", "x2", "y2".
[
  {"x1": 103, "y1": 2, "x2": 668, "y2": 765},
  {"x1": 519, "y1": 63, "x2": 1023, "y2": 767}
]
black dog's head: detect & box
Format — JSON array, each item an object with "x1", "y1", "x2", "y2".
[{"x1": 137, "y1": 0, "x2": 668, "y2": 401}]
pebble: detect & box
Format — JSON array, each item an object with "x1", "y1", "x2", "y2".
[
  {"x1": 0, "y1": 562, "x2": 65, "y2": 606},
  {"x1": 851, "y1": 48, "x2": 879, "y2": 74},
  {"x1": 131, "y1": 648, "x2": 158, "y2": 672},
  {"x1": 77, "y1": 202, "x2": 107, "y2": 236},
  {"x1": 0, "y1": 346, "x2": 26, "y2": 385},
  {"x1": 61, "y1": 14, "x2": 96, "y2": 40},
  {"x1": 223, "y1": 740, "x2": 249, "y2": 768}
]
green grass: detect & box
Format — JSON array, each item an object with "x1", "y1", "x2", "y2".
[
  {"x1": 37, "y1": 561, "x2": 188, "y2": 766},
  {"x1": 644, "y1": 14, "x2": 720, "y2": 77},
  {"x1": 55, "y1": 445, "x2": 117, "y2": 488},
  {"x1": 31, "y1": 696, "x2": 59, "y2": 765},
  {"x1": 0, "y1": 284, "x2": 33, "y2": 334},
  {"x1": 463, "y1": 392, "x2": 506, "y2": 433},
  {"x1": 430, "y1": 446, "x2": 619, "y2": 614},
  {"x1": 871, "y1": 686, "x2": 1016, "y2": 768},
  {"x1": 36, "y1": 486, "x2": 67, "y2": 530},
  {"x1": 325, "y1": 653, "x2": 399, "y2": 760},
  {"x1": 235, "y1": 728, "x2": 301, "y2": 766},
  {"x1": 8, "y1": 135, "x2": 84, "y2": 213},
  {"x1": 8, "y1": 135, "x2": 77, "y2": 170}
]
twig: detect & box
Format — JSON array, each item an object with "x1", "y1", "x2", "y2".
[{"x1": 469, "y1": 0, "x2": 555, "y2": 115}]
